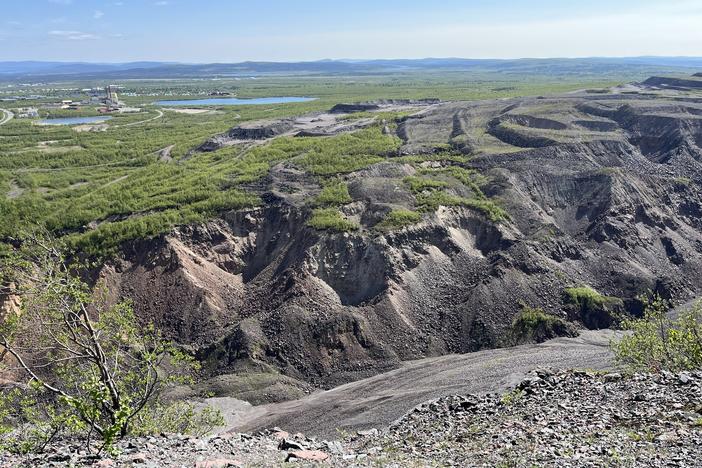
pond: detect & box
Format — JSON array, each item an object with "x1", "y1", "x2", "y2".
[
  {"x1": 155, "y1": 96, "x2": 317, "y2": 106},
  {"x1": 38, "y1": 116, "x2": 113, "y2": 126}
]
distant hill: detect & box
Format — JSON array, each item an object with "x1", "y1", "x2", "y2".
[{"x1": 1, "y1": 57, "x2": 702, "y2": 81}]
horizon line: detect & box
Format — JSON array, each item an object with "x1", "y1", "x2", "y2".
[{"x1": 4, "y1": 55, "x2": 702, "y2": 66}]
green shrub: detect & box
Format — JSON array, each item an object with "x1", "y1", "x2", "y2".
[
  {"x1": 403, "y1": 176, "x2": 448, "y2": 193},
  {"x1": 307, "y1": 208, "x2": 358, "y2": 232},
  {"x1": 0, "y1": 238, "x2": 223, "y2": 453},
  {"x1": 564, "y1": 286, "x2": 624, "y2": 329},
  {"x1": 130, "y1": 402, "x2": 224, "y2": 438},
  {"x1": 314, "y1": 180, "x2": 352, "y2": 206},
  {"x1": 509, "y1": 306, "x2": 577, "y2": 345},
  {"x1": 377, "y1": 209, "x2": 422, "y2": 229},
  {"x1": 414, "y1": 190, "x2": 508, "y2": 222},
  {"x1": 612, "y1": 297, "x2": 702, "y2": 372}
]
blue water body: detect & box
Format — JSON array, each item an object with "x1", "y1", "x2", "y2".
[
  {"x1": 39, "y1": 116, "x2": 113, "y2": 126},
  {"x1": 155, "y1": 96, "x2": 317, "y2": 106}
]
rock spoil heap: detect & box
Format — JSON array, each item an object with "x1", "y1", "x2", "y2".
[{"x1": 3, "y1": 369, "x2": 700, "y2": 467}]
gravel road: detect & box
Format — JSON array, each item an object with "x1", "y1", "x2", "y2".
[
  {"x1": 223, "y1": 329, "x2": 620, "y2": 439},
  {"x1": 0, "y1": 108, "x2": 13, "y2": 126}
]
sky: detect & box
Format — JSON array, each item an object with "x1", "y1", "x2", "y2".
[{"x1": 1, "y1": 0, "x2": 702, "y2": 62}]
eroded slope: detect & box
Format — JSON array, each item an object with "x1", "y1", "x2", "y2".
[{"x1": 100, "y1": 77, "x2": 702, "y2": 398}]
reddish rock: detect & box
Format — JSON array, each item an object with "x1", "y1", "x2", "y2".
[
  {"x1": 285, "y1": 450, "x2": 330, "y2": 462},
  {"x1": 93, "y1": 460, "x2": 115, "y2": 467},
  {"x1": 273, "y1": 430, "x2": 290, "y2": 440}
]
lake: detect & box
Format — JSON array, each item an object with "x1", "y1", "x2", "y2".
[
  {"x1": 155, "y1": 96, "x2": 317, "y2": 106},
  {"x1": 39, "y1": 116, "x2": 113, "y2": 126}
]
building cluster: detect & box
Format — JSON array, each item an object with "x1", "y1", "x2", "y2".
[
  {"x1": 15, "y1": 107, "x2": 39, "y2": 119},
  {"x1": 88, "y1": 85, "x2": 123, "y2": 112},
  {"x1": 40, "y1": 86, "x2": 124, "y2": 112}
]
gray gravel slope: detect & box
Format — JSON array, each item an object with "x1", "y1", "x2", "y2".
[{"x1": 225, "y1": 330, "x2": 619, "y2": 439}]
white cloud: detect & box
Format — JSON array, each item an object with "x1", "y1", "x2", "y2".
[
  {"x1": 49, "y1": 30, "x2": 100, "y2": 41},
  {"x1": 94, "y1": 10, "x2": 105, "y2": 19},
  {"x1": 114, "y1": 2, "x2": 125, "y2": 5},
  {"x1": 155, "y1": 1, "x2": 169, "y2": 5}
]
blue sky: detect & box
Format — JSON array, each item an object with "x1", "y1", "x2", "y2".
[{"x1": 1, "y1": 0, "x2": 701, "y2": 62}]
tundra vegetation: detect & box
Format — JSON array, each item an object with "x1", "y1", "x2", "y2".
[{"x1": 1, "y1": 74, "x2": 623, "y2": 258}]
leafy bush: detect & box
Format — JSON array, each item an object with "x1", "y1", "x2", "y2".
[
  {"x1": 612, "y1": 296, "x2": 702, "y2": 372},
  {"x1": 509, "y1": 307, "x2": 577, "y2": 345},
  {"x1": 314, "y1": 180, "x2": 352, "y2": 206},
  {"x1": 377, "y1": 209, "x2": 422, "y2": 229},
  {"x1": 307, "y1": 208, "x2": 358, "y2": 232},
  {"x1": 564, "y1": 286, "x2": 624, "y2": 329},
  {"x1": 130, "y1": 402, "x2": 224, "y2": 438},
  {"x1": 0, "y1": 237, "x2": 222, "y2": 453}
]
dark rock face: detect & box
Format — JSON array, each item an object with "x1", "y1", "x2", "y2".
[
  {"x1": 102, "y1": 79, "x2": 702, "y2": 391},
  {"x1": 227, "y1": 121, "x2": 294, "y2": 140},
  {"x1": 330, "y1": 100, "x2": 440, "y2": 115},
  {"x1": 329, "y1": 103, "x2": 381, "y2": 114},
  {"x1": 643, "y1": 76, "x2": 702, "y2": 89}
]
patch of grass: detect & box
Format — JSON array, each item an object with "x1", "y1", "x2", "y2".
[
  {"x1": 564, "y1": 286, "x2": 624, "y2": 329},
  {"x1": 403, "y1": 176, "x2": 449, "y2": 193},
  {"x1": 564, "y1": 286, "x2": 615, "y2": 309},
  {"x1": 598, "y1": 167, "x2": 620, "y2": 175},
  {"x1": 307, "y1": 208, "x2": 358, "y2": 232},
  {"x1": 674, "y1": 177, "x2": 692, "y2": 187},
  {"x1": 395, "y1": 151, "x2": 470, "y2": 165},
  {"x1": 500, "y1": 388, "x2": 526, "y2": 406},
  {"x1": 376, "y1": 209, "x2": 422, "y2": 230},
  {"x1": 313, "y1": 180, "x2": 352, "y2": 206},
  {"x1": 423, "y1": 166, "x2": 487, "y2": 200},
  {"x1": 415, "y1": 190, "x2": 508, "y2": 222}
]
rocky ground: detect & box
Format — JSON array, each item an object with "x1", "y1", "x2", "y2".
[
  {"x1": 352, "y1": 368, "x2": 702, "y2": 467},
  {"x1": 3, "y1": 369, "x2": 700, "y2": 467}
]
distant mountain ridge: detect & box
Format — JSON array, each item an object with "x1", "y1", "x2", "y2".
[{"x1": 1, "y1": 57, "x2": 702, "y2": 81}]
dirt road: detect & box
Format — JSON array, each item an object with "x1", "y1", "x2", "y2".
[
  {"x1": 222, "y1": 330, "x2": 619, "y2": 439},
  {"x1": 0, "y1": 108, "x2": 13, "y2": 126}
]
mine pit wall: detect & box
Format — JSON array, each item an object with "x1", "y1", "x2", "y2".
[
  {"x1": 97, "y1": 182, "x2": 702, "y2": 388},
  {"x1": 98, "y1": 93, "x2": 702, "y2": 390}
]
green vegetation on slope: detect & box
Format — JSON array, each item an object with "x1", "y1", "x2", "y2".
[
  {"x1": 314, "y1": 180, "x2": 352, "y2": 206},
  {"x1": 376, "y1": 209, "x2": 423, "y2": 230},
  {"x1": 307, "y1": 208, "x2": 358, "y2": 232},
  {"x1": 1, "y1": 73, "x2": 624, "y2": 255},
  {"x1": 508, "y1": 306, "x2": 577, "y2": 345},
  {"x1": 613, "y1": 296, "x2": 702, "y2": 372},
  {"x1": 564, "y1": 286, "x2": 625, "y2": 329}
]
